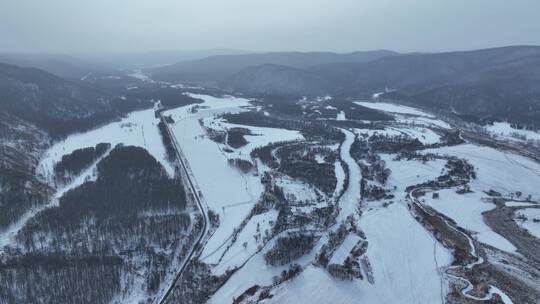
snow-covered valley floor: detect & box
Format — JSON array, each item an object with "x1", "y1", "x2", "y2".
[
  {"x1": 202, "y1": 98, "x2": 539, "y2": 304},
  {"x1": 5, "y1": 89, "x2": 539, "y2": 304},
  {"x1": 164, "y1": 94, "x2": 304, "y2": 269},
  {"x1": 260, "y1": 127, "x2": 452, "y2": 304}
]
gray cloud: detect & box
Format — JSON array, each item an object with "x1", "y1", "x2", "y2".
[{"x1": 1, "y1": 0, "x2": 539, "y2": 53}]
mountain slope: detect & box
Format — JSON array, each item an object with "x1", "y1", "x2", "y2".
[
  {"x1": 223, "y1": 46, "x2": 540, "y2": 126},
  {"x1": 225, "y1": 64, "x2": 332, "y2": 96},
  {"x1": 401, "y1": 54, "x2": 540, "y2": 125},
  {"x1": 0, "y1": 53, "x2": 112, "y2": 80},
  {"x1": 0, "y1": 62, "x2": 148, "y2": 234},
  {"x1": 147, "y1": 50, "x2": 398, "y2": 83},
  {"x1": 0, "y1": 62, "x2": 146, "y2": 137},
  {"x1": 83, "y1": 48, "x2": 248, "y2": 69},
  {"x1": 332, "y1": 46, "x2": 540, "y2": 125},
  {"x1": 309, "y1": 45, "x2": 540, "y2": 92}
]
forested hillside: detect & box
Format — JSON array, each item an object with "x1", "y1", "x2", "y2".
[
  {"x1": 0, "y1": 62, "x2": 151, "y2": 246},
  {"x1": 1, "y1": 146, "x2": 190, "y2": 303},
  {"x1": 149, "y1": 46, "x2": 540, "y2": 128},
  {"x1": 0, "y1": 63, "x2": 149, "y2": 137},
  {"x1": 147, "y1": 50, "x2": 397, "y2": 83}
]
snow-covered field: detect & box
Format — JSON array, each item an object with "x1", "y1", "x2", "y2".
[
  {"x1": 515, "y1": 208, "x2": 540, "y2": 239},
  {"x1": 268, "y1": 202, "x2": 451, "y2": 304},
  {"x1": 263, "y1": 128, "x2": 451, "y2": 304},
  {"x1": 27, "y1": 95, "x2": 534, "y2": 303},
  {"x1": 275, "y1": 175, "x2": 320, "y2": 205},
  {"x1": 399, "y1": 116, "x2": 452, "y2": 129},
  {"x1": 202, "y1": 116, "x2": 303, "y2": 162},
  {"x1": 424, "y1": 144, "x2": 540, "y2": 200},
  {"x1": 486, "y1": 122, "x2": 540, "y2": 143},
  {"x1": 359, "y1": 202, "x2": 452, "y2": 303},
  {"x1": 355, "y1": 126, "x2": 441, "y2": 145},
  {"x1": 354, "y1": 127, "x2": 403, "y2": 138},
  {"x1": 38, "y1": 107, "x2": 175, "y2": 181},
  {"x1": 208, "y1": 229, "x2": 321, "y2": 304},
  {"x1": 210, "y1": 210, "x2": 278, "y2": 276},
  {"x1": 263, "y1": 266, "x2": 365, "y2": 304},
  {"x1": 393, "y1": 126, "x2": 441, "y2": 144},
  {"x1": 165, "y1": 94, "x2": 304, "y2": 266},
  {"x1": 355, "y1": 100, "x2": 538, "y2": 253},
  {"x1": 336, "y1": 110, "x2": 346, "y2": 121},
  {"x1": 165, "y1": 96, "x2": 260, "y2": 263},
  {"x1": 355, "y1": 101, "x2": 433, "y2": 117},
  {"x1": 380, "y1": 154, "x2": 447, "y2": 194},
  {"x1": 353, "y1": 101, "x2": 444, "y2": 146},
  {"x1": 423, "y1": 189, "x2": 517, "y2": 252},
  {"x1": 505, "y1": 201, "x2": 537, "y2": 208},
  {"x1": 355, "y1": 101, "x2": 451, "y2": 144},
  {"x1": 328, "y1": 234, "x2": 361, "y2": 265}
]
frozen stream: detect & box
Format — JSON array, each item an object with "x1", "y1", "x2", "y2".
[
  {"x1": 265, "y1": 128, "x2": 452, "y2": 303},
  {"x1": 335, "y1": 129, "x2": 362, "y2": 222}
]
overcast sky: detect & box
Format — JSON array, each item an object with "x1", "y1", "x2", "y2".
[{"x1": 1, "y1": 0, "x2": 539, "y2": 54}]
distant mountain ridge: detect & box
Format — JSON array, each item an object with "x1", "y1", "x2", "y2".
[
  {"x1": 0, "y1": 53, "x2": 112, "y2": 80},
  {"x1": 307, "y1": 45, "x2": 540, "y2": 93},
  {"x1": 149, "y1": 45, "x2": 540, "y2": 127},
  {"x1": 0, "y1": 49, "x2": 248, "y2": 80},
  {"x1": 147, "y1": 50, "x2": 398, "y2": 83},
  {"x1": 225, "y1": 64, "x2": 331, "y2": 96},
  {"x1": 320, "y1": 45, "x2": 540, "y2": 126},
  {"x1": 2, "y1": 46, "x2": 540, "y2": 127}
]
